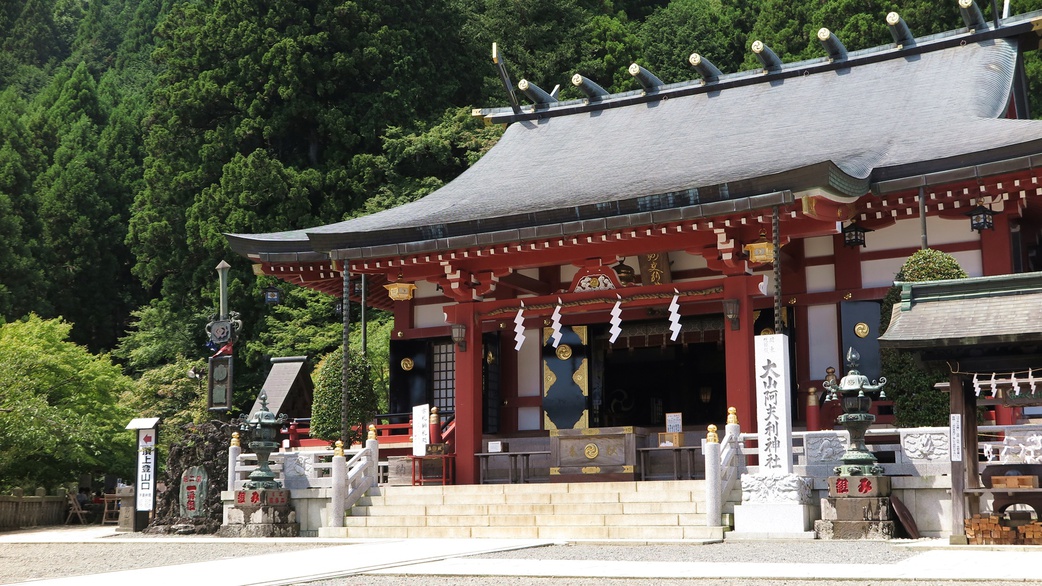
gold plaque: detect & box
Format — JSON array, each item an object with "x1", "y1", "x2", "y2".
[
  {"x1": 556, "y1": 344, "x2": 573, "y2": 360},
  {"x1": 584, "y1": 442, "x2": 599, "y2": 459},
  {"x1": 400, "y1": 357, "x2": 414, "y2": 371},
  {"x1": 581, "y1": 466, "x2": 602, "y2": 474},
  {"x1": 854, "y1": 322, "x2": 870, "y2": 338}
]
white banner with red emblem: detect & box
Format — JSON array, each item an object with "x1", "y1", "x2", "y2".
[{"x1": 136, "y1": 428, "x2": 156, "y2": 512}]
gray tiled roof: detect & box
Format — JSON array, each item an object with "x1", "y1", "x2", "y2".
[
  {"x1": 879, "y1": 272, "x2": 1042, "y2": 349},
  {"x1": 228, "y1": 27, "x2": 1042, "y2": 258}
]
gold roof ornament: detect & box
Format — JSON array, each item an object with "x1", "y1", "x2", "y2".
[
  {"x1": 334, "y1": 440, "x2": 344, "y2": 457},
  {"x1": 744, "y1": 230, "x2": 775, "y2": 264},
  {"x1": 706, "y1": 424, "x2": 719, "y2": 443},
  {"x1": 726, "y1": 406, "x2": 739, "y2": 426},
  {"x1": 368, "y1": 424, "x2": 377, "y2": 442},
  {"x1": 230, "y1": 431, "x2": 240, "y2": 447}
]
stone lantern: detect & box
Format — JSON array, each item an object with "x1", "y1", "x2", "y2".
[
  {"x1": 823, "y1": 347, "x2": 888, "y2": 476},
  {"x1": 239, "y1": 392, "x2": 287, "y2": 489}
]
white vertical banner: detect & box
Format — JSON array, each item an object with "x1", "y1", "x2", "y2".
[
  {"x1": 753, "y1": 334, "x2": 793, "y2": 475},
  {"x1": 950, "y1": 414, "x2": 963, "y2": 462},
  {"x1": 412, "y1": 404, "x2": 430, "y2": 457},
  {"x1": 136, "y1": 428, "x2": 157, "y2": 512}
]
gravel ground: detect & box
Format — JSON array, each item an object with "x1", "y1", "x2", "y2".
[{"x1": 0, "y1": 536, "x2": 976, "y2": 586}]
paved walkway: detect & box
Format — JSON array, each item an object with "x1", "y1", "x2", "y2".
[{"x1": 4, "y1": 526, "x2": 1042, "y2": 585}]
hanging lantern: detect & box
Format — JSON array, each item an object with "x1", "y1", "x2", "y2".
[
  {"x1": 967, "y1": 205, "x2": 995, "y2": 233},
  {"x1": 613, "y1": 260, "x2": 635, "y2": 286},
  {"x1": 743, "y1": 230, "x2": 775, "y2": 264},
  {"x1": 384, "y1": 281, "x2": 416, "y2": 301},
  {"x1": 842, "y1": 222, "x2": 871, "y2": 248},
  {"x1": 262, "y1": 286, "x2": 281, "y2": 304}
]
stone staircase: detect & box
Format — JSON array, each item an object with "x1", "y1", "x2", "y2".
[{"x1": 319, "y1": 479, "x2": 725, "y2": 541}]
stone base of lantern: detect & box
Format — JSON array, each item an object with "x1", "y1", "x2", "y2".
[
  {"x1": 219, "y1": 489, "x2": 299, "y2": 538},
  {"x1": 815, "y1": 475, "x2": 893, "y2": 540}
]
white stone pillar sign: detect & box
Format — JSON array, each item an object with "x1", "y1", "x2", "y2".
[
  {"x1": 754, "y1": 334, "x2": 793, "y2": 475},
  {"x1": 412, "y1": 404, "x2": 430, "y2": 457},
  {"x1": 136, "y1": 428, "x2": 156, "y2": 511}
]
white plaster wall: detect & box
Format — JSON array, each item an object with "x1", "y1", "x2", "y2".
[
  {"x1": 864, "y1": 215, "x2": 974, "y2": 251},
  {"x1": 516, "y1": 267, "x2": 539, "y2": 279},
  {"x1": 414, "y1": 280, "x2": 439, "y2": 298},
  {"x1": 806, "y1": 304, "x2": 840, "y2": 380},
  {"x1": 517, "y1": 407, "x2": 542, "y2": 431},
  {"x1": 805, "y1": 265, "x2": 835, "y2": 294},
  {"x1": 862, "y1": 248, "x2": 982, "y2": 288},
  {"x1": 950, "y1": 250, "x2": 983, "y2": 277},
  {"x1": 560, "y1": 264, "x2": 578, "y2": 283},
  {"x1": 669, "y1": 250, "x2": 707, "y2": 271},
  {"x1": 803, "y1": 234, "x2": 835, "y2": 258},
  {"x1": 517, "y1": 328, "x2": 541, "y2": 397},
  {"x1": 414, "y1": 303, "x2": 448, "y2": 329}
]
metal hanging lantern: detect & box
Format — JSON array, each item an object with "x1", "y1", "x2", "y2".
[
  {"x1": 744, "y1": 230, "x2": 774, "y2": 264},
  {"x1": 842, "y1": 222, "x2": 871, "y2": 248},
  {"x1": 383, "y1": 269, "x2": 416, "y2": 301},
  {"x1": 967, "y1": 205, "x2": 995, "y2": 233},
  {"x1": 262, "y1": 286, "x2": 281, "y2": 304}
]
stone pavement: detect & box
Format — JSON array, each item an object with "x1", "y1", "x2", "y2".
[{"x1": 3, "y1": 526, "x2": 1042, "y2": 585}]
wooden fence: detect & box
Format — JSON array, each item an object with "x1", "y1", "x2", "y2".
[{"x1": 0, "y1": 489, "x2": 66, "y2": 529}]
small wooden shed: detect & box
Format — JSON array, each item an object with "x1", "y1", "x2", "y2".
[{"x1": 879, "y1": 271, "x2": 1042, "y2": 542}]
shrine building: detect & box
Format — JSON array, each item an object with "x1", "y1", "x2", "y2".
[{"x1": 228, "y1": 5, "x2": 1042, "y2": 485}]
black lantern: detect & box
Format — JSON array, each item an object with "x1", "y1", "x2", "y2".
[
  {"x1": 451, "y1": 323, "x2": 467, "y2": 351},
  {"x1": 262, "y1": 286, "x2": 281, "y2": 304},
  {"x1": 722, "y1": 299, "x2": 740, "y2": 330},
  {"x1": 842, "y1": 222, "x2": 871, "y2": 248},
  {"x1": 967, "y1": 205, "x2": 995, "y2": 233}
]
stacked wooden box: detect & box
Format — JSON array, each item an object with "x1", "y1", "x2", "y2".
[
  {"x1": 991, "y1": 475, "x2": 1040, "y2": 488},
  {"x1": 965, "y1": 514, "x2": 1016, "y2": 544},
  {"x1": 1017, "y1": 522, "x2": 1042, "y2": 545}
]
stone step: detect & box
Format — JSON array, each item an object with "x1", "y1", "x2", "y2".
[{"x1": 320, "y1": 523, "x2": 725, "y2": 541}]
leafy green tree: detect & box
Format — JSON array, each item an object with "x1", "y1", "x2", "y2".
[
  {"x1": 637, "y1": 0, "x2": 754, "y2": 85},
  {"x1": 310, "y1": 347, "x2": 379, "y2": 445},
  {"x1": 880, "y1": 249, "x2": 969, "y2": 427},
  {"x1": 0, "y1": 315, "x2": 135, "y2": 492}
]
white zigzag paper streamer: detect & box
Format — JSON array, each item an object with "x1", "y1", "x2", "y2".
[
  {"x1": 1031, "y1": 369, "x2": 1037, "y2": 394},
  {"x1": 550, "y1": 300, "x2": 563, "y2": 348},
  {"x1": 667, "y1": 292, "x2": 681, "y2": 341},
  {"x1": 1012, "y1": 372, "x2": 1020, "y2": 395},
  {"x1": 609, "y1": 296, "x2": 623, "y2": 344},
  {"x1": 973, "y1": 373, "x2": 981, "y2": 397},
  {"x1": 513, "y1": 302, "x2": 526, "y2": 351},
  {"x1": 990, "y1": 373, "x2": 998, "y2": 397}
]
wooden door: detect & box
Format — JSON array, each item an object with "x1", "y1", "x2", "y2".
[{"x1": 542, "y1": 325, "x2": 590, "y2": 430}]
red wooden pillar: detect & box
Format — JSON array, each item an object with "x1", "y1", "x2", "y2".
[
  {"x1": 453, "y1": 302, "x2": 483, "y2": 485},
  {"x1": 981, "y1": 213, "x2": 1016, "y2": 425},
  {"x1": 723, "y1": 276, "x2": 758, "y2": 428}
]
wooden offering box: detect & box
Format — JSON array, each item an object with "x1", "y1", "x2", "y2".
[{"x1": 991, "y1": 475, "x2": 1040, "y2": 488}]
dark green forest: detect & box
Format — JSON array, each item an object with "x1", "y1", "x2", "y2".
[{"x1": 1, "y1": 0, "x2": 1040, "y2": 490}]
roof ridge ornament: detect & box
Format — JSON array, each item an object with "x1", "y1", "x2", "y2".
[
  {"x1": 628, "y1": 63, "x2": 664, "y2": 92},
  {"x1": 817, "y1": 28, "x2": 847, "y2": 62},
  {"x1": 751, "y1": 40, "x2": 783, "y2": 73},
  {"x1": 571, "y1": 74, "x2": 609, "y2": 101},
  {"x1": 959, "y1": 0, "x2": 987, "y2": 31},
  {"x1": 517, "y1": 78, "x2": 556, "y2": 106},
  {"x1": 688, "y1": 53, "x2": 723, "y2": 83},
  {"x1": 491, "y1": 42, "x2": 521, "y2": 114},
  {"x1": 886, "y1": 12, "x2": 915, "y2": 47}
]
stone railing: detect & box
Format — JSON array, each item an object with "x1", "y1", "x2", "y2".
[{"x1": 0, "y1": 488, "x2": 66, "y2": 529}]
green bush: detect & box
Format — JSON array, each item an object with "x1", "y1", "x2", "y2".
[
  {"x1": 880, "y1": 249, "x2": 968, "y2": 427},
  {"x1": 309, "y1": 347, "x2": 379, "y2": 445}
]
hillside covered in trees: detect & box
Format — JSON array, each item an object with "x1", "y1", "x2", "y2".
[{"x1": 1, "y1": 0, "x2": 1040, "y2": 489}]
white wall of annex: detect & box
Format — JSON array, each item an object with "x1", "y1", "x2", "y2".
[
  {"x1": 805, "y1": 265, "x2": 836, "y2": 293},
  {"x1": 516, "y1": 328, "x2": 543, "y2": 430},
  {"x1": 806, "y1": 304, "x2": 840, "y2": 380},
  {"x1": 803, "y1": 234, "x2": 835, "y2": 258}
]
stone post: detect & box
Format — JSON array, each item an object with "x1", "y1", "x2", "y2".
[
  {"x1": 227, "y1": 432, "x2": 241, "y2": 491},
  {"x1": 704, "y1": 425, "x2": 722, "y2": 527},
  {"x1": 366, "y1": 424, "x2": 380, "y2": 492},
  {"x1": 330, "y1": 441, "x2": 346, "y2": 528}
]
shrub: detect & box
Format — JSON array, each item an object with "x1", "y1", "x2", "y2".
[
  {"x1": 880, "y1": 249, "x2": 968, "y2": 427},
  {"x1": 309, "y1": 347, "x2": 379, "y2": 445}
]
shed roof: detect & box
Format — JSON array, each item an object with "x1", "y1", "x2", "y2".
[
  {"x1": 228, "y1": 14, "x2": 1042, "y2": 260},
  {"x1": 878, "y1": 272, "x2": 1042, "y2": 349},
  {"x1": 248, "y1": 356, "x2": 313, "y2": 419}
]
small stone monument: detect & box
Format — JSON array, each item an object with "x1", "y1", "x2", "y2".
[
  {"x1": 179, "y1": 466, "x2": 208, "y2": 518},
  {"x1": 815, "y1": 348, "x2": 894, "y2": 539},
  {"x1": 732, "y1": 334, "x2": 815, "y2": 538},
  {"x1": 220, "y1": 393, "x2": 298, "y2": 537}
]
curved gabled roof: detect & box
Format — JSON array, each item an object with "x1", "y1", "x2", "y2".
[{"x1": 228, "y1": 15, "x2": 1042, "y2": 260}]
